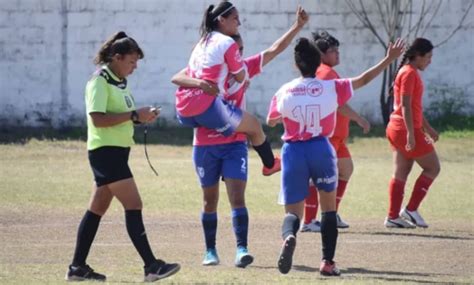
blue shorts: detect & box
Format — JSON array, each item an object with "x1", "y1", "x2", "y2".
[
  {"x1": 193, "y1": 142, "x2": 248, "y2": 187},
  {"x1": 278, "y1": 137, "x2": 338, "y2": 205},
  {"x1": 177, "y1": 97, "x2": 243, "y2": 137}
]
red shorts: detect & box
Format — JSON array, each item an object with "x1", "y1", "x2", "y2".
[
  {"x1": 386, "y1": 127, "x2": 435, "y2": 159},
  {"x1": 329, "y1": 136, "x2": 351, "y2": 159}
]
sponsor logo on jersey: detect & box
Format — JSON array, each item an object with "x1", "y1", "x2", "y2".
[
  {"x1": 307, "y1": 81, "x2": 323, "y2": 97},
  {"x1": 182, "y1": 88, "x2": 204, "y2": 98},
  {"x1": 287, "y1": 84, "x2": 307, "y2": 96}
]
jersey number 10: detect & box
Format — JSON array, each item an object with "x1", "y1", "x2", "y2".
[{"x1": 292, "y1": 105, "x2": 322, "y2": 136}]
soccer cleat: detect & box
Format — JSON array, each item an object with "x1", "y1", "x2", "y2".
[
  {"x1": 144, "y1": 259, "x2": 181, "y2": 282},
  {"x1": 300, "y1": 220, "x2": 321, "y2": 232},
  {"x1": 65, "y1": 264, "x2": 106, "y2": 282},
  {"x1": 202, "y1": 248, "x2": 220, "y2": 266},
  {"x1": 384, "y1": 217, "x2": 416, "y2": 228},
  {"x1": 277, "y1": 235, "x2": 296, "y2": 274},
  {"x1": 234, "y1": 246, "x2": 254, "y2": 268},
  {"x1": 262, "y1": 156, "x2": 281, "y2": 176},
  {"x1": 336, "y1": 214, "x2": 350, "y2": 228},
  {"x1": 400, "y1": 208, "x2": 429, "y2": 228},
  {"x1": 319, "y1": 260, "x2": 341, "y2": 276}
]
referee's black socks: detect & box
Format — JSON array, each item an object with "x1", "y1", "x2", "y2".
[
  {"x1": 253, "y1": 139, "x2": 275, "y2": 168},
  {"x1": 125, "y1": 210, "x2": 156, "y2": 267},
  {"x1": 71, "y1": 210, "x2": 101, "y2": 266},
  {"x1": 320, "y1": 211, "x2": 338, "y2": 262}
]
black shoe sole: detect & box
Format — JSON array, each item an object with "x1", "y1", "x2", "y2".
[{"x1": 278, "y1": 236, "x2": 296, "y2": 274}]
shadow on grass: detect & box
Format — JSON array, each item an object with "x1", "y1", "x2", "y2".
[
  {"x1": 343, "y1": 267, "x2": 453, "y2": 284},
  {"x1": 368, "y1": 231, "x2": 474, "y2": 241}
]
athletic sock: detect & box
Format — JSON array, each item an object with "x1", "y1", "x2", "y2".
[
  {"x1": 231, "y1": 207, "x2": 249, "y2": 248},
  {"x1": 335, "y1": 179, "x2": 348, "y2": 211},
  {"x1": 253, "y1": 139, "x2": 275, "y2": 168},
  {"x1": 125, "y1": 210, "x2": 156, "y2": 267},
  {"x1": 320, "y1": 211, "x2": 338, "y2": 262},
  {"x1": 406, "y1": 174, "x2": 434, "y2": 211},
  {"x1": 71, "y1": 210, "x2": 102, "y2": 266},
  {"x1": 281, "y1": 213, "x2": 300, "y2": 240},
  {"x1": 201, "y1": 212, "x2": 218, "y2": 250},
  {"x1": 388, "y1": 178, "x2": 406, "y2": 219},
  {"x1": 304, "y1": 185, "x2": 319, "y2": 224}
]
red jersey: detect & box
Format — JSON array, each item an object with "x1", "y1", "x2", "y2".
[
  {"x1": 316, "y1": 63, "x2": 350, "y2": 139},
  {"x1": 389, "y1": 64, "x2": 424, "y2": 130}
]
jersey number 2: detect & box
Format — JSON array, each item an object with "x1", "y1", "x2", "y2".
[{"x1": 292, "y1": 105, "x2": 322, "y2": 136}]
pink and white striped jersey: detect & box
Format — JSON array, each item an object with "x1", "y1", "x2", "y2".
[
  {"x1": 194, "y1": 53, "x2": 264, "y2": 146},
  {"x1": 267, "y1": 77, "x2": 353, "y2": 142},
  {"x1": 175, "y1": 31, "x2": 245, "y2": 117}
]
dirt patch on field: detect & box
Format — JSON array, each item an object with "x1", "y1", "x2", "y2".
[{"x1": 1, "y1": 208, "x2": 473, "y2": 284}]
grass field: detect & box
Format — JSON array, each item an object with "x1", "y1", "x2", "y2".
[{"x1": 0, "y1": 133, "x2": 473, "y2": 284}]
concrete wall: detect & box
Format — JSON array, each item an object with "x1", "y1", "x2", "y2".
[{"x1": 1, "y1": 0, "x2": 473, "y2": 127}]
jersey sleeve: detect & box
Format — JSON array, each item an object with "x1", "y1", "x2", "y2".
[
  {"x1": 266, "y1": 88, "x2": 283, "y2": 121},
  {"x1": 334, "y1": 79, "x2": 354, "y2": 106},
  {"x1": 399, "y1": 69, "x2": 417, "y2": 96},
  {"x1": 224, "y1": 42, "x2": 245, "y2": 75},
  {"x1": 244, "y1": 53, "x2": 263, "y2": 79},
  {"x1": 86, "y1": 76, "x2": 108, "y2": 113}
]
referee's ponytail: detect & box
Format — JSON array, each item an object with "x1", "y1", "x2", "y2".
[
  {"x1": 94, "y1": 31, "x2": 144, "y2": 65},
  {"x1": 199, "y1": 1, "x2": 235, "y2": 40}
]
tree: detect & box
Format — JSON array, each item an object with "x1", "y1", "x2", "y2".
[{"x1": 345, "y1": 0, "x2": 473, "y2": 124}]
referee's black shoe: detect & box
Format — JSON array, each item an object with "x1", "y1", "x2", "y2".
[
  {"x1": 65, "y1": 264, "x2": 106, "y2": 282},
  {"x1": 144, "y1": 259, "x2": 181, "y2": 282}
]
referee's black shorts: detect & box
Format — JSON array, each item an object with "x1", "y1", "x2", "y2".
[{"x1": 88, "y1": 146, "x2": 133, "y2": 187}]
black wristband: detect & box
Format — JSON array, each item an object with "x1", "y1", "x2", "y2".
[{"x1": 130, "y1": 110, "x2": 140, "y2": 124}]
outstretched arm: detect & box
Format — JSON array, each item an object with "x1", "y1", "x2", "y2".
[
  {"x1": 171, "y1": 68, "x2": 219, "y2": 96},
  {"x1": 350, "y1": 39, "x2": 405, "y2": 90},
  {"x1": 261, "y1": 6, "x2": 309, "y2": 67}
]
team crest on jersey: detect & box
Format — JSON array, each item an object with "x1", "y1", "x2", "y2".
[
  {"x1": 124, "y1": 96, "x2": 133, "y2": 108},
  {"x1": 287, "y1": 84, "x2": 307, "y2": 96},
  {"x1": 307, "y1": 81, "x2": 323, "y2": 97}
]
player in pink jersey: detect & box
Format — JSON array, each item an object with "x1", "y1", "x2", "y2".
[
  {"x1": 171, "y1": 6, "x2": 308, "y2": 268},
  {"x1": 267, "y1": 37, "x2": 404, "y2": 276},
  {"x1": 301, "y1": 31, "x2": 371, "y2": 233},
  {"x1": 384, "y1": 38, "x2": 440, "y2": 229},
  {"x1": 174, "y1": 1, "x2": 280, "y2": 176}
]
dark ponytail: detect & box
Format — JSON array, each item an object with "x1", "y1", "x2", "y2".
[
  {"x1": 294, "y1": 37, "x2": 320, "y2": 77},
  {"x1": 199, "y1": 1, "x2": 235, "y2": 39},
  {"x1": 389, "y1": 38, "x2": 433, "y2": 95},
  {"x1": 93, "y1": 31, "x2": 144, "y2": 65}
]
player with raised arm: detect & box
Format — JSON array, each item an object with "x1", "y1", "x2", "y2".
[
  {"x1": 267, "y1": 37, "x2": 404, "y2": 276},
  {"x1": 174, "y1": 1, "x2": 280, "y2": 176},
  {"x1": 171, "y1": 6, "x2": 308, "y2": 268}
]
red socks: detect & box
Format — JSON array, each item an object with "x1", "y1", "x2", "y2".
[
  {"x1": 388, "y1": 178, "x2": 406, "y2": 219},
  {"x1": 407, "y1": 174, "x2": 434, "y2": 211},
  {"x1": 336, "y1": 180, "x2": 348, "y2": 210},
  {"x1": 304, "y1": 185, "x2": 319, "y2": 224}
]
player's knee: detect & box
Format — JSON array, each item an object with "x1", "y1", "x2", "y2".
[{"x1": 122, "y1": 199, "x2": 143, "y2": 210}]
